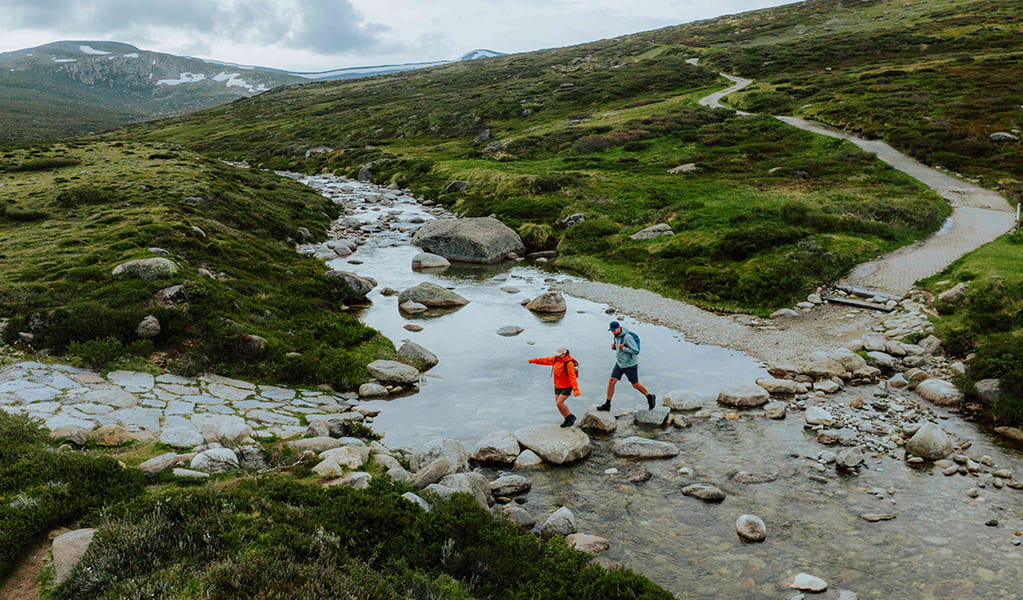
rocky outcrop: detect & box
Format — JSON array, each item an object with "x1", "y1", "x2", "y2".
[{"x1": 411, "y1": 217, "x2": 524, "y2": 264}]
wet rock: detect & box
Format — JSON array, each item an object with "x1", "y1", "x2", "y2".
[
  {"x1": 580, "y1": 410, "x2": 617, "y2": 433},
  {"x1": 326, "y1": 270, "x2": 377, "y2": 298},
  {"x1": 52, "y1": 528, "x2": 95, "y2": 584},
  {"x1": 542, "y1": 506, "x2": 577, "y2": 535},
  {"x1": 397, "y1": 341, "x2": 439, "y2": 371},
  {"x1": 471, "y1": 430, "x2": 521, "y2": 464},
  {"x1": 682, "y1": 483, "x2": 726, "y2": 503},
  {"x1": 411, "y1": 252, "x2": 451, "y2": 269},
  {"x1": 756, "y1": 377, "x2": 801, "y2": 395},
  {"x1": 915, "y1": 379, "x2": 963, "y2": 406},
  {"x1": 905, "y1": 423, "x2": 953, "y2": 460},
  {"x1": 566, "y1": 533, "x2": 610, "y2": 554},
  {"x1": 612, "y1": 436, "x2": 679, "y2": 459},
  {"x1": 765, "y1": 401, "x2": 787, "y2": 419},
  {"x1": 735, "y1": 514, "x2": 767, "y2": 542},
  {"x1": 836, "y1": 446, "x2": 865, "y2": 470},
  {"x1": 804, "y1": 406, "x2": 834, "y2": 426},
  {"x1": 861, "y1": 513, "x2": 896, "y2": 522},
  {"x1": 399, "y1": 300, "x2": 428, "y2": 313},
  {"x1": 513, "y1": 449, "x2": 545, "y2": 469},
  {"x1": 717, "y1": 385, "x2": 770, "y2": 408},
  {"x1": 398, "y1": 282, "x2": 469, "y2": 307},
  {"x1": 411, "y1": 217, "x2": 525, "y2": 264},
  {"x1": 609, "y1": 464, "x2": 652, "y2": 484},
  {"x1": 789, "y1": 573, "x2": 828, "y2": 592},
  {"x1": 525, "y1": 292, "x2": 567, "y2": 313},
  {"x1": 732, "y1": 471, "x2": 777, "y2": 484},
  {"x1": 404, "y1": 323, "x2": 423, "y2": 332},
  {"x1": 497, "y1": 326, "x2": 524, "y2": 336},
  {"x1": 664, "y1": 389, "x2": 716, "y2": 411},
  {"x1": 634, "y1": 407, "x2": 670, "y2": 426},
  {"x1": 359, "y1": 382, "x2": 389, "y2": 398},
  {"x1": 514, "y1": 424, "x2": 591, "y2": 464},
  {"x1": 366, "y1": 360, "x2": 420, "y2": 384},
  {"x1": 490, "y1": 474, "x2": 531, "y2": 496}
]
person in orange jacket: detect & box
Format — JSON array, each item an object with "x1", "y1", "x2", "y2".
[{"x1": 528, "y1": 347, "x2": 580, "y2": 427}]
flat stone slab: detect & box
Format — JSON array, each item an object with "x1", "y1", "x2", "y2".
[
  {"x1": 106, "y1": 370, "x2": 155, "y2": 392},
  {"x1": 514, "y1": 424, "x2": 591, "y2": 465},
  {"x1": 613, "y1": 436, "x2": 680, "y2": 459}
]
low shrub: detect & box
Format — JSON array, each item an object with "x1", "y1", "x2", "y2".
[
  {"x1": 4, "y1": 157, "x2": 81, "y2": 172},
  {"x1": 68, "y1": 336, "x2": 125, "y2": 370}
]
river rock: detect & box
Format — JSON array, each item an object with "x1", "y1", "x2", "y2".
[
  {"x1": 52, "y1": 528, "x2": 95, "y2": 584},
  {"x1": 411, "y1": 217, "x2": 525, "y2": 264},
  {"x1": 813, "y1": 380, "x2": 842, "y2": 394},
  {"x1": 411, "y1": 252, "x2": 451, "y2": 269},
  {"x1": 682, "y1": 484, "x2": 726, "y2": 502},
  {"x1": 501, "y1": 505, "x2": 536, "y2": 529},
  {"x1": 326, "y1": 270, "x2": 377, "y2": 298},
  {"x1": 525, "y1": 292, "x2": 567, "y2": 313},
  {"x1": 514, "y1": 424, "x2": 591, "y2": 464},
  {"x1": 411, "y1": 437, "x2": 469, "y2": 473},
  {"x1": 513, "y1": 449, "x2": 545, "y2": 469},
  {"x1": 765, "y1": 401, "x2": 787, "y2": 419},
  {"x1": 397, "y1": 341, "x2": 439, "y2": 371},
  {"x1": 717, "y1": 385, "x2": 769, "y2": 408},
  {"x1": 803, "y1": 358, "x2": 847, "y2": 379},
  {"x1": 789, "y1": 573, "x2": 828, "y2": 592},
  {"x1": 915, "y1": 379, "x2": 963, "y2": 406},
  {"x1": 836, "y1": 446, "x2": 865, "y2": 470},
  {"x1": 490, "y1": 474, "x2": 531, "y2": 496},
  {"x1": 190, "y1": 447, "x2": 240, "y2": 473},
  {"x1": 830, "y1": 348, "x2": 867, "y2": 372},
  {"x1": 359, "y1": 382, "x2": 389, "y2": 398},
  {"x1": 612, "y1": 436, "x2": 680, "y2": 459},
  {"x1": 634, "y1": 407, "x2": 670, "y2": 426},
  {"x1": 629, "y1": 223, "x2": 674, "y2": 240},
  {"x1": 735, "y1": 514, "x2": 767, "y2": 542},
  {"x1": 366, "y1": 360, "x2": 420, "y2": 384},
  {"x1": 497, "y1": 326, "x2": 524, "y2": 337},
  {"x1": 905, "y1": 423, "x2": 953, "y2": 460},
  {"x1": 112, "y1": 257, "x2": 179, "y2": 279},
  {"x1": 398, "y1": 282, "x2": 470, "y2": 307},
  {"x1": 756, "y1": 377, "x2": 800, "y2": 395},
  {"x1": 541, "y1": 506, "x2": 577, "y2": 535},
  {"x1": 580, "y1": 410, "x2": 617, "y2": 433},
  {"x1": 566, "y1": 533, "x2": 610, "y2": 554},
  {"x1": 805, "y1": 406, "x2": 834, "y2": 426},
  {"x1": 399, "y1": 300, "x2": 428, "y2": 313},
  {"x1": 664, "y1": 389, "x2": 716, "y2": 411},
  {"x1": 471, "y1": 430, "x2": 521, "y2": 464}
]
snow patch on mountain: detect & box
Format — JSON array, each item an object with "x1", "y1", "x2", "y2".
[
  {"x1": 123, "y1": 53, "x2": 139, "y2": 58},
  {"x1": 157, "y1": 72, "x2": 207, "y2": 86},
  {"x1": 213, "y1": 71, "x2": 269, "y2": 93},
  {"x1": 79, "y1": 45, "x2": 111, "y2": 55},
  {"x1": 53, "y1": 58, "x2": 77, "y2": 63}
]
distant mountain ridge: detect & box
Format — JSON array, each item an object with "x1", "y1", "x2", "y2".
[{"x1": 0, "y1": 41, "x2": 504, "y2": 141}]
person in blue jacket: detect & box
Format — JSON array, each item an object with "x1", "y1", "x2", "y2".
[{"x1": 597, "y1": 321, "x2": 655, "y2": 411}]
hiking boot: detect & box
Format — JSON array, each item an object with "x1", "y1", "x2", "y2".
[
  {"x1": 560, "y1": 414, "x2": 576, "y2": 428},
  {"x1": 646, "y1": 393, "x2": 656, "y2": 410},
  {"x1": 596, "y1": 401, "x2": 611, "y2": 412}
]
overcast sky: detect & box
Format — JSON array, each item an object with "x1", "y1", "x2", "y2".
[{"x1": 0, "y1": 0, "x2": 796, "y2": 71}]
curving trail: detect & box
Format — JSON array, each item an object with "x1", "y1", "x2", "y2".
[{"x1": 697, "y1": 66, "x2": 1016, "y2": 296}]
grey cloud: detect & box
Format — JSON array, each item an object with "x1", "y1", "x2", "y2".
[{"x1": 1, "y1": 0, "x2": 390, "y2": 54}]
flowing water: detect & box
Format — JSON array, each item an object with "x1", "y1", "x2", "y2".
[{"x1": 300, "y1": 174, "x2": 1023, "y2": 599}]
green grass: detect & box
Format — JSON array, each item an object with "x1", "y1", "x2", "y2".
[{"x1": 0, "y1": 141, "x2": 392, "y2": 387}]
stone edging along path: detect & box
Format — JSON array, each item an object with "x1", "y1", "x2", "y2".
[{"x1": 697, "y1": 69, "x2": 1017, "y2": 296}]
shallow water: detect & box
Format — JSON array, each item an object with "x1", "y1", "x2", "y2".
[{"x1": 304, "y1": 175, "x2": 1023, "y2": 599}]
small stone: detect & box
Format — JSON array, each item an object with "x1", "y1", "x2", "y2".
[
  {"x1": 682, "y1": 484, "x2": 726, "y2": 503},
  {"x1": 789, "y1": 573, "x2": 828, "y2": 592},
  {"x1": 735, "y1": 514, "x2": 767, "y2": 542}
]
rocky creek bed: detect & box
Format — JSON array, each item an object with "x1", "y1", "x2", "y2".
[{"x1": 3, "y1": 173, "x2": 1022, "y2": 599}]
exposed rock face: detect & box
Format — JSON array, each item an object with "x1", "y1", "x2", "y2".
[
  {"x1": 612, "y1": 436, "x2": 680, "y2": 459},
  {"x1": 905, "y1": 423, "x2": 953, "y2": 460},
  {"x1": 52, "y1": 528, "x2": 95, "y2": 584},
  {"x1": 326, "y1": 270, "x2": 377, "y2": 298},
  {"x1": 525, "y1": 292, "x2": 567, "y2": 313},
  {"x1": 397, "y1": 282, "x2": 470, "y2": 307},
  {"x1": 112, "y1": 257, "x2": 179, "y2": 279},
  {"x1": 915, "y1": 379, "x2": 963, "y2": 406},
  {"x1": 471, "y1": 430, "x2": 521, "y2": 464},
  {"x1": 717, "y1": 385, "x2": 769, "y2": 408},
  {"x1": 366, "y1": 360, "x2": 420, "y2": 384},
  {"x1": 514, "y1": 424, "x2": 591, "y2": 465},
  {"x1": 411, "y1": 217, "x2": 525, "y2": 264},
  {"x1": 629, "y1": 223, "x2": 674, "y2": 240}
]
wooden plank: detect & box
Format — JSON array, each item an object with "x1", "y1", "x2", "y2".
[{"x1": 822, "y1": 295, "x2": 895, "y2": 312}]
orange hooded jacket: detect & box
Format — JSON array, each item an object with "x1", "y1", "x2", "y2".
[{"x1": 528, "y1": 353, "x2": 580, "y2": 394}]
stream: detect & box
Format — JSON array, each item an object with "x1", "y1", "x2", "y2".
[{"x1": 297, "y1": 173, "x2": 1023, "y2": 599}]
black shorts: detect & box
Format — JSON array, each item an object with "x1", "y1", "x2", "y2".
[
  {"x1": 611, "y1": 364, "x2": 639, "y2": 383},
  {"x1": 554, "y1": 387, "x2": 574, "y2": 396}
]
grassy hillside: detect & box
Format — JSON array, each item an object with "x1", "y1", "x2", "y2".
[
  {"x1": 121, "y1": 3, "x2": 966, "y2": 309},
  {"x1": 0, "y1": 142, "x2": 390, "y2": 386}
]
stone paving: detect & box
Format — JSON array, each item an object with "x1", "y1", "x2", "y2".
[{"x1": 0, "y1": 361, "x2": 362, "y2": 448}]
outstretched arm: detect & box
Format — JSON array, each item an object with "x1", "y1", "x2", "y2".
[{"x1": 528, "y1": 356, "x2": 556, "y2": 366}]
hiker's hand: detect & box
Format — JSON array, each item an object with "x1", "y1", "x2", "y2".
[{"x1": 573, "y1": 389, "x2": 581, "y2": 396}]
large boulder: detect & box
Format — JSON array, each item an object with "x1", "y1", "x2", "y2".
[
  {"x1": 490, "y1": 474, "x2": 531, "y2": 497},
  {"x1": 541, "y1": 506, "x2": 577, "y2": 535},
  {"x1": 190, "y1": 448, "x2": 240, "y2": 473},
  {"x1": 974, "y1": 379, "x2": 1001, "y2": 406},
  {"x1": 326, "y1": 270, "x2": 377, "y2": 298},
  {"x1": 717, "y1": 385, "x2": 770, "y2": 408},
  {"x1": 471, "y1": 430, "x2": 521, "y2": 464},
  {"x1": 411, "y1": 217, "x2": 525, "y2": 264},
  {"x1": 410, "y1": 437, "x2": 469, "y2": 473},
  {"x1": 397, "y1": 341, "x2": 439, "y2": 371},
  {"x1": 905, "y1": 423, "x2": 953, "y2": 460},
  {"x1": 915, "y1": 379, "x2": 963, "y2": 406},
  {"x1": 52, "y1": 528, "x2": 96, "y2": 584},
  {"x1": 438, "y1": 472, "x2": 492, "y2": 508},
  {"x1": 366, "y1": 360, "x2": 420, "y2": 385},
  {"x1": 397, "y1": 282, "x2": 469, "y2": 307},
  {"x1": 514, "y1": 424, "x2": 591, "y2": 465},
  {"x1": 579, "y1": 410, "x2": 616, "y2": 433},
  {"x1": 525, "y1": 292, "x2": 567, "y2": 313},
  {"x1": 411, "y1": 252, "x2": 451, "y2": 269},
  {"x1": 612, "y1": 436, "x2": 680, "y2": 459},
  {"x1": 112, "y1": 257, "x2": 179, "y2": 279}
]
